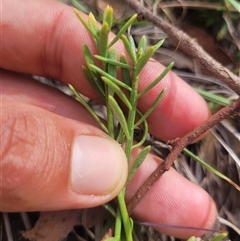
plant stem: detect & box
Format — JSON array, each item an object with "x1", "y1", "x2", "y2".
[
  {"x1": 118, "y1": 188, "x2": 133, "y2": 241},
  {"x1": 125, "y1": 65, "x2": 139, "y2": 162}
]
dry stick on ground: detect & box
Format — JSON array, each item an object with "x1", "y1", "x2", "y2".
[
  {"x1": 127, "y1": 98, "x2": 240, "y2": 214},
  {"x1": 125, "y1": 0, "x2": 240, "y2": 214},
  {"x1": 126, "y1": 0, "x2": 240, "y2": 94}
]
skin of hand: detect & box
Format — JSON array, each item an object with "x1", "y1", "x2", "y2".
[{"x1": 1, "y1": 0, "x2": 217, "y2": 239}]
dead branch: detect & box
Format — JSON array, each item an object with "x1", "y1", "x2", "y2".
[{"x1": 127, "y1": 97, "x2": 240, "y2": 214}]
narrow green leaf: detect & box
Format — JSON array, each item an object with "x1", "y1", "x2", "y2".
[
  {"x1": 103, "y1": 5, "x2": 113, "y2": 30},
  {"x1": 107, "y1": 49, "x2": 117, "y2": 79},
  {"x1": 129, "y1": 36, "x2": 137, "y2": 60},
  {"x1": 120, "y1": 54, "x2": 131, "y2": 88},
  {"x1": 114, "y1": 208, "x2": 122, "y2": 239},
  {"x1": 104, "y1": 238, "x2": 120, "y2": 241},
  {"x1": 98, "y1": 22, "x2": 109, "y2": 58},
  {"x1": 108, "y1": 95, "x2": 130, "y2": 139},
  {"x1": 106, "y1": 49, "x2": 118, "y2": 105},
  {"x1": 210, "y1": 233, "x2": 228, "y2": 241},
  {"x1": 137, "y1": 35, "x2": 147, "y2": 60},
  {"x1": 68, "y1": 85, "x2": 108, "y2": 133},
  {"x1": 137, "y1": 62, "x2": 174, "y2": 98},
  {"x1": 186, "y1": 237, "x2": 196, "y2": 241},
  {"x1": 82, "y1": 66, "x2": 105, "y2": 100},
  {"x1": 116, "y1": 124, "x2": 125, "y2": 144},
  {"x1": 89, "y1": 64, "x2": 132, "y2": 91},
  {"x1": 105, "y1": 50, "x2": 117, "y2": 138},
  {"x1": 94, "y1": 55, "x2": 132, "y2": 69},
  {"x1": 138, "y1": 35, "x2": 147, "y2": 53},
  {"x1": 74, "y1": 8, "x2": 98, "y2": 40},
  {"x1": 135, "y1": 89, "x2": 166, "y2": 127},
  {"x1": 88, "y1": 12, "x2": 99, "y2": 37},
  {"x1": 108, "y1": 14, "x2": 138, "y2": 48},
  {"x1": 70, "y1": 0, "x2": 90, "y2": 13},
  {"x1": 132, "y1": 111, "x2": 148, "y2": 149},
  {"x1": 136, "y1": 39, "x2": 164, "y2": 75},
  {"x1": 102, "y1": 77, "x2": 132, "y2": 110},
  {"x1": 183, "y1": 148, "x2": 240, "y2": 191},
  {"x1": 82, "y1": 45, "x2": 106, "y2": 97},
  {"x1": 153, "y1": 39, "x2": 164, "y2": 52},
  {"x1": 117, "y1": 190, "x2": 133, "y2": 240},
  {"x1": 121, "y1": 35, "x2": 136, "y2": 63},
  {"x1": 194, "y1": 88, "x2": 232, "y2": 106},
  {"x1": 227, "y1": 0, "x2": 240, "y2": 12},
  {"x1": 135, "y1": 46, "x2": 154, "y2": 75},
  {"x1": 127, "y1": 145, "x2": 151, "y2": 183},
  {"x1": 83, "y1": 44, "x2": 95, "y2": 66}
]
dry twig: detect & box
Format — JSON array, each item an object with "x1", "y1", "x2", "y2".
[
  {"x1": 127, "y1": 98, "x2": 240, "y2": 214},
  {"x1": 125, "y1": 0, "x2": 240, "y2": 214}
]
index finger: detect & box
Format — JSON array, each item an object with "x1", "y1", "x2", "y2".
[{"x1": 1, "y1": 0, "x2": 210, "y2": 141}]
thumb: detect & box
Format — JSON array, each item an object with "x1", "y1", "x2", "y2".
[{"x1": 1, "y1": 101, "x2": 128, "y2": 212}]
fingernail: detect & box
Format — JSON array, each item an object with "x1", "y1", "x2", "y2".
[{"x1": 70, "y1": 135, "x2": 126, "y2": 195}]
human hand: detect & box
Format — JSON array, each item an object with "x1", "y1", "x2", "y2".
[{"x1": 1, "y1": 0, "x2": 217, "y2": 239}]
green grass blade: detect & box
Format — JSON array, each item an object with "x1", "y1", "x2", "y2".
[
  {"x1": 89, "y1": 64, "x2": 132, "y2": 91},
  {"x1": 134, "y1": 89, "x2": 166, "y2": 127},
  {"x1": 102, "y1": 77, "x2": 132, "y2": 110},
  {"x1": 98, "y1": 22, "x2": 109, "y2": 58},
  {"x1": 108, "y1": 95, "x2": 130, "y2": 139},
  {"x1": 94, "y1": 55, "x2": 132, "y2": 69},
  {"x1": 137, "y1": 62, "x2": 174, "y2": 98},
  {"x1": 194, "y1": 88, "x2": 232, "y2": 106},
  {"x1": 108, "y1": 14, "x2": 138, "y2": 48},
  {"x1": 127, "y1": 145, "x2": 151, "y2": 183},
  {"x1": 121, "y1": 35, "x2": 137, "y2": 63},
  {"x1": 69, "y1": 85, "x2": 108, "y2": 133},
  {"x1": 73, "y1": 8, "x2": 98, "y2": 40},
  {"x1": 183, "y1": 148, "x2": 240, "y2": 191}
]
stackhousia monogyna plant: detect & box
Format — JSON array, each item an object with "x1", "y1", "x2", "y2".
[
  {"x1": 69, "y1": 6, "x2": 229, "y2": 241},
  {"x1": 69, "y1": 6, "x2": 172, "y2": 240}
]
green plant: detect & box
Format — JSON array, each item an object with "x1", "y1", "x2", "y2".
[
  {"x1": 187, "y1": 232, "x2": 228, "y2": 241},
  {"x1": 69, "y1": 4, "x2": 240, "y2": 240},
  {"x1": 69, "y1": 6, "x2": 173, "y2": 241}
]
